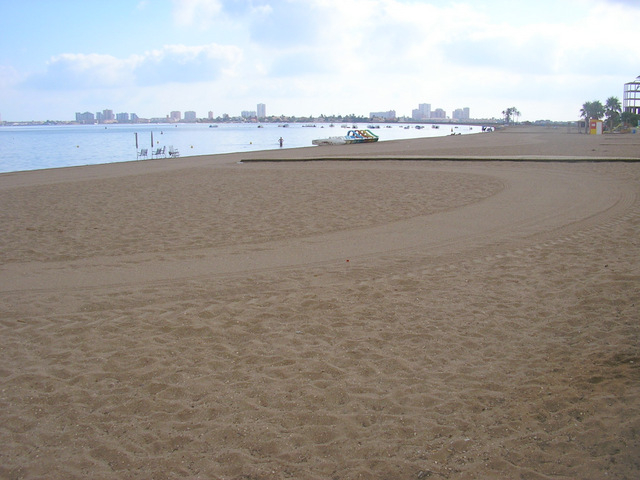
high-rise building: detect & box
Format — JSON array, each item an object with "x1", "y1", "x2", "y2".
[
  {"x1": 452, "y1": 107, "x2": 470, "y2": 121},
  {"x1": 208, "y1": 111, "x2": 214, "y2": 120},
  {"x1": 412, "y1": 103, "x2": 431, "y2": 121},
  {"x1": 116, "y1": 112, "x2": 129, "y2": 123},
  {"x1": 184, "y1": 111, "x2": 197, "y2": 122},
  {"x1": 102, "y1": 109, "x2": 114, "y2": 122},
  {"x1": 170, "y1": 111, "x2": 181, "y2": 122},
  {"x1": 370, "y1": 110, "x2": 396, "y2": 120},
  {"x1": 76, "y1": 112, "x2": 95, "y2": 124},
  {"x1": 257, "y1": 103, "x2": 266, "y2": 118},
  {"x1": 431, "y1": 108, "x2": 446, "y2": 119},
  {"x1": 241, "y1": 110, "x2": 257, "y2": 119}
]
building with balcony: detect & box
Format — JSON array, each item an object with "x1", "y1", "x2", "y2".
[
  {"x1": 102, "y1": 109, "x2": 114, "y2": 122},
  {"x1": 623, "y1": 75, "x2": 640, "y2": 115},
  {"x1": 412, "y1": 103, "x2": 431, "y2": 121},
  {"x1": 370, "y1": 110, "x2": 396, "y2": 121},
  {"x1": 452, "y1": 107, "x2": 470, "y2": 121},
  {"x1": 431, "y1": 108, "x2": 447, "y2": 119},
  {"x1": 75, "y1": 111, "x2": 95, "y2": 124}
]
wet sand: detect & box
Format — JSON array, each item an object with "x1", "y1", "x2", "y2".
[{"x1": 1, "y1": 126, "x2": 639, "y2": 479}]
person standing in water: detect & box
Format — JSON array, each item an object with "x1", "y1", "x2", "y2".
[{"x1": 279, "y1": 137, "x2": 283, "y2": 147}]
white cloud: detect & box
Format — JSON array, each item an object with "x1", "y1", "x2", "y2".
[
  {"x1": 135, "y1": 43, "x2": 243, "y2": 84},
  {"x1": 600, "y1": 0, "x2": 640, "y2": 7},
  {"x1": 172, "y1": 0, "x2": 223, "y2": 28},
  {"x1": 6, "y1": 0, "x2": 640, "y2": 121},
  {"x1": 26, "y1": 53, "x2": 135, "y2": 89},
  {"x1": 23, "y1": 44, "x2": 243, "y2": 90}
]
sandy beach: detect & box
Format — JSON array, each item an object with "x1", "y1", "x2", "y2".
[{"x1": 1, "y1": 126, "x2": 639, "y2": 479}]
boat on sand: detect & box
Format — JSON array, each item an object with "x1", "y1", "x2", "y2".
[{"x1": 312, "y1": 129, "x2": 379, "y2": 146}]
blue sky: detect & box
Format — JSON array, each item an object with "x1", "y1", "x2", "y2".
[{"x1": 1, "y1": 0, "x2": 639, "y2": 121}]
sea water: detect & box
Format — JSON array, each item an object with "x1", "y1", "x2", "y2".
[{"x1": 0, "y1": 122, "x2": 481, "y2": 174}]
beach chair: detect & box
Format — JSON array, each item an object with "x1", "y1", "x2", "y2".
[
  {"x1": 137, "y1": 148, "x2": 148, "y2": 159},
  {"x1": 152, "y1": 146, "x2": 165, "y2": 158},
  {"x1": 168, "y1": 146, "x2": 180, "y2": 158}
]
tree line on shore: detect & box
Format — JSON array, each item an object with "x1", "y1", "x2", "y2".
[
  {"x1": 580, "y1": 97, "x2": 638, "y2": 132},
  {"x1": 501, "y1": 107, "x2": 521, "y2": 125}
]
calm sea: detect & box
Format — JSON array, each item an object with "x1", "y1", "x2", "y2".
[{"x1": 0, "y1": 122, "x2": 482, "y2": 174}]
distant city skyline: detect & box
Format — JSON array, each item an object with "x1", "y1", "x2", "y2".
[
  {"x1": 2, "y1": 1, "x2": 638, "y2": 122},
  {"x1": 71, "y1": 102, "x2": 476, "y2": 125}
]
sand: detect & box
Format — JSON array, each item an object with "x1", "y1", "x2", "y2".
[{"x1": 0, "y1": 126, "x2": 639, "y2": 479}]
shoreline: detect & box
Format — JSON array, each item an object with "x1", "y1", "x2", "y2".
[
  {"x1": 0, "y1": 122, "x2": 482, "y2": 176},
  {"x1": 1, "y1": 125, "x2": 639, "y2": 181},
  {"x1": 237, "y1": 125, "x2": 640, "y2": 162},
  {"x1": 1, "y1": 126, "x2": 639, "y2": 479}
]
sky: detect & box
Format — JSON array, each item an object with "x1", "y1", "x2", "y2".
[{"x1": 1, "y1": 0, "x2": 639, "y2": 122}]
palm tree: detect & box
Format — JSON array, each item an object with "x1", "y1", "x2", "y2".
[
  {"x1": 580, "y1": 100, "x2": 605, "y2": 133},
  {"x1": 580, "y1": 102, "x2": 591, "y2": 133},
  {"x1": 605, "y1": 96, "x2": 621, "y2": 131},
  {"x1": 502, "y1": 107, "x2": 521, "y2": 125},
  {"x1": 513, "y1": 108, "x2": 521, "y2": 124}
]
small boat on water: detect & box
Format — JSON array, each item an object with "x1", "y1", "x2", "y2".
[{"x1": 312, "y1": 129, "x2": 379, "y2": 146}]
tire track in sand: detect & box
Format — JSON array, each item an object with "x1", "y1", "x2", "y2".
[{"x1": 0, "y1": 162, "x2": 635, "y2": 294}]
